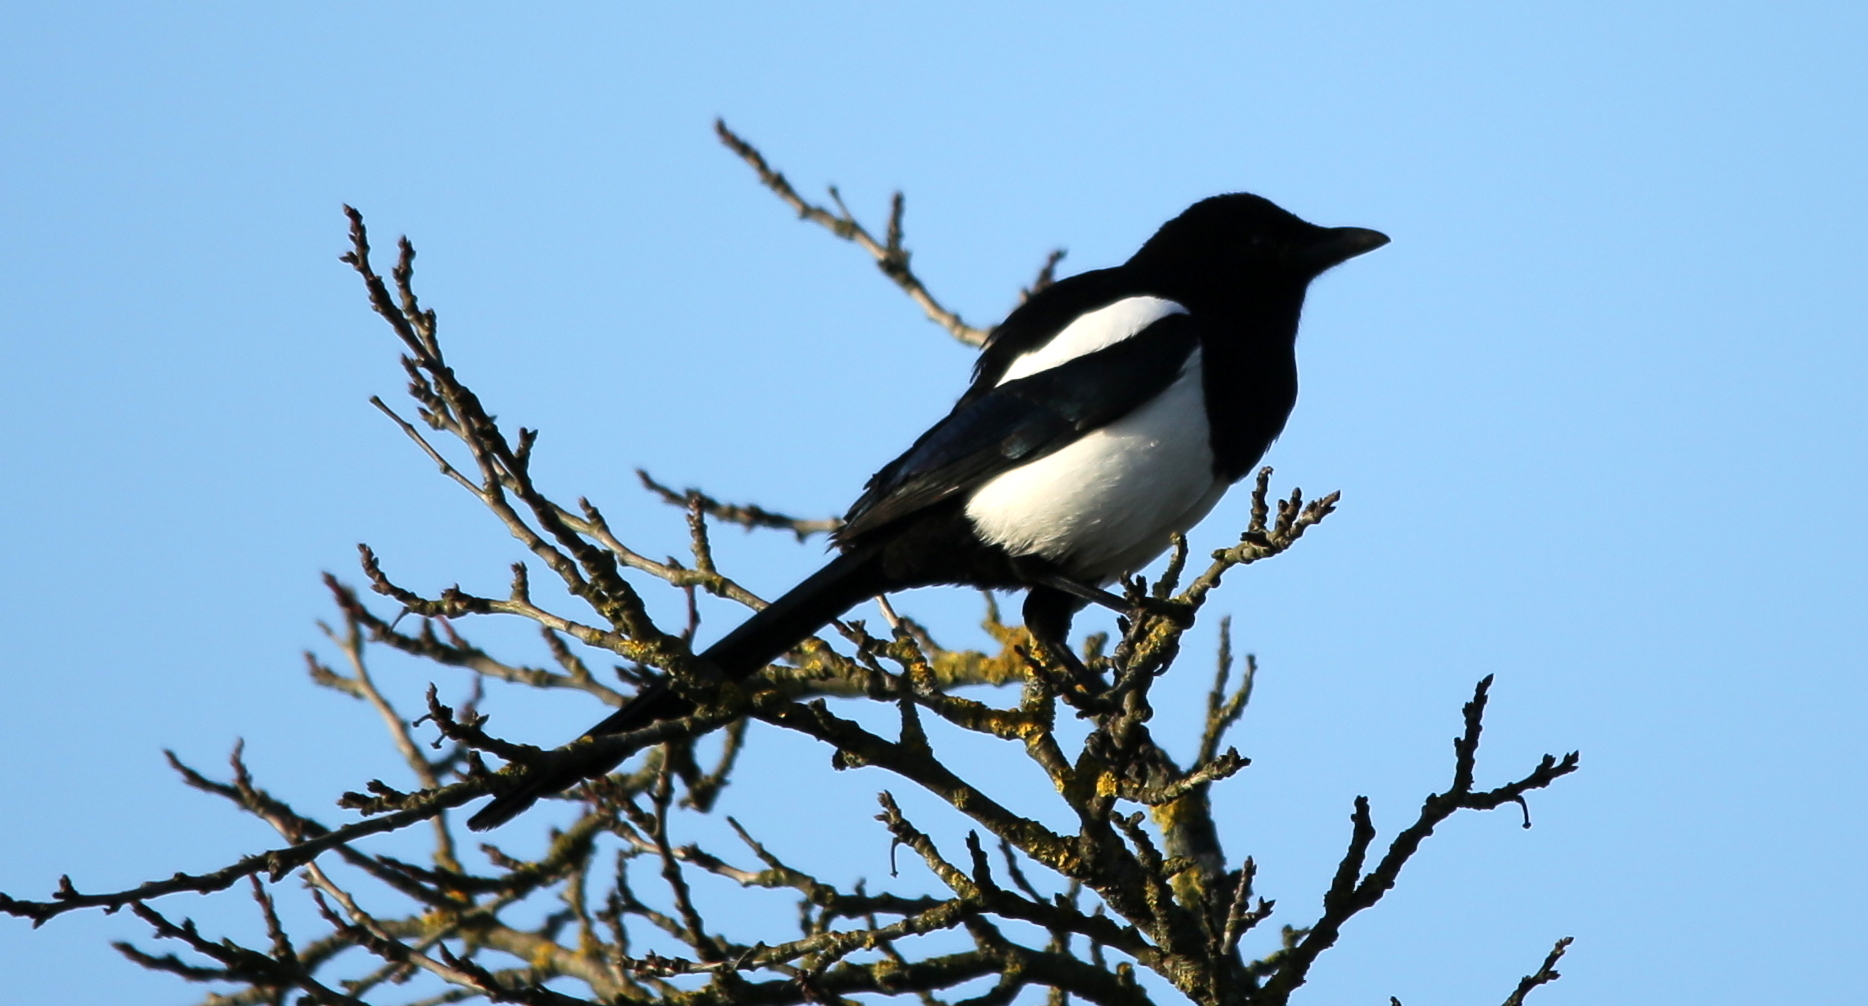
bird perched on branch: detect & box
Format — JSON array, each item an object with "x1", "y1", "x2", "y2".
[{"x1": 468, "y1": 193, "x2": 1386, "y2": 830}]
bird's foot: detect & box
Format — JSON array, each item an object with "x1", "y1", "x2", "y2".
[
  {"x1": 1121, "y1": 595, "x2": 1196, "y2": 629},
  {"x1": 1030, "y1": 570, "x2": 1195, "y2": 629},
  {"x1": 1026, "y1": 634, "x2": 1109, "y2": 702}
]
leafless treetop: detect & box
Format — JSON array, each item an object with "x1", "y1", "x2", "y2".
[{"x1": 1, "y1": 123, "x2": 1576, "y2": 1006}]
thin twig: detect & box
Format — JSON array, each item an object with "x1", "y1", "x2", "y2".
[{"x1": 716, "y1": 119, "x2": 989, "y2": 347}]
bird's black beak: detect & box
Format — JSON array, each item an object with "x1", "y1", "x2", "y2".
[{"x1": 1296, "y1": 226, "x2": 1390, "y2": 273}]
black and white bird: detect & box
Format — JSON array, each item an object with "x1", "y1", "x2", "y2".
[{"x1": 467, "y1": 193, "x2": 1386, "y2": 830}]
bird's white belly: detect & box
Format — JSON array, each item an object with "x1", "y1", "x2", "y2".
[{"x1": 963, "y1": 350, "x2": 1224, "y2": 584}]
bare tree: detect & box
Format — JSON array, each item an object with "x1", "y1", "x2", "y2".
[{"x1": 1, "y1": 122, "x2": 1578, "y2": 1006}]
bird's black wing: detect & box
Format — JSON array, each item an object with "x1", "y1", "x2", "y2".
[{"x1": 837, "y1": 313, "x2": 1201, "y2": 543}]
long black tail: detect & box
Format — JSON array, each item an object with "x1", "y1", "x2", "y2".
[{"x1": 465, "y1": 547, "x2": 886, "y2": 830}]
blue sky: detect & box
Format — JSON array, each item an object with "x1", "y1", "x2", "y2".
[{"x1": 2, "y1": 4, "x2": 1864, "y2": 1003}]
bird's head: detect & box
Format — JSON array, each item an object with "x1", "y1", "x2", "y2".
[{"x1": 1127, "y1": 193, "x2": 1388, "y2": 305}]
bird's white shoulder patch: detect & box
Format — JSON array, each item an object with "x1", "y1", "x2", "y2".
[{"x1": 998, "y1": 296, "x2": 1188, "y2": 385}]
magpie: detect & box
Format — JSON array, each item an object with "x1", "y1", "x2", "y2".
[{"x1": 466, "y1": 193, "x2": 1386, "y2": 830}]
